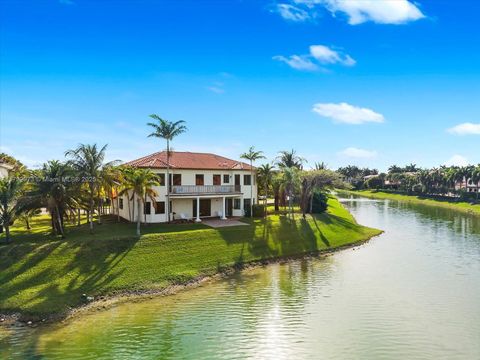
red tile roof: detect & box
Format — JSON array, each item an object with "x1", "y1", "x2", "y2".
[{"x1": 124, "y1": 151, "x2": 254, "y2": 170}]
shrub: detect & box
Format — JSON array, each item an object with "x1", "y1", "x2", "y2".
[
  {"x1": 311, "y1": 191, "x2": 328, "y2": 214},
  {"x1": 365, "y1": 176, "x2": 384, "y2": 190},
  {"x1": 252, "y1": 204, "x2": 266, "y2": 217}
]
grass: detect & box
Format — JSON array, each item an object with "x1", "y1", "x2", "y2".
[
  {"x1": 341, "y1": 189, "x2": 480, "y2": 216},
  {"x1": 0, "y1": 197, "x2": 381, "y2": 318}
]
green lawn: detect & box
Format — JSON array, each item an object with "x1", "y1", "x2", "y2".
[
  {"x1": 342, "y1": 190, "x2": 480, "y2": 216},
  {"x1": 0, "y1": 198, "x2": 381, "y2": 318}
]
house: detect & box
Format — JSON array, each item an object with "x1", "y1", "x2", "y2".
[
  {"x1": 455, "y1": 177, "x2": 480, "y2": 193},
  {"x1": 117, "y1": 151, "x2": 258, "y2": 223},
  {"x1": 0, "y1": 162, "x2": 13, "y2": 178}
]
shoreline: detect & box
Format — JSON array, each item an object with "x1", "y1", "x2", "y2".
[
  {"x1": 0, "y1": 230, "x2": 383, "y2": 328},
  {"x1": 340, "y1": 190, "x2": 480, "y2": 216}
]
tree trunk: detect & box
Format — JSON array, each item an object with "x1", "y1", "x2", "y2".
[
  {"x1": 127, "y1": 191, "x2": 132, "y2": 222},
  {"x1": 116, "y1": 187, "x2": 120, "y2": 223},
  {"x1": 77, "y1": 208, "x2": 81, "y2": 226},
  {"x1": 144, "y1": 194, "x2": 147, "y2": 224},
  {"x1": 250, "y1": 162, "x2": 254, "y2": 218},
  {"x1": 97, "y1": 197, "x2": 102, "y2": 225},
  {"x1": 25, "y1": 217, "x2": 31, "y2": 230},
  {"x1": 51, "y1": 214, "x2": 57, "y2": 235},
  {"x1": 274, "y1": 187, "x2": 279, "y2": 211},
  {"x1": 136, "y1": 198, "x2": 142, "y2": 236},
  {"x1": 55, "y1": 204, "x2": 65, "y2": 239},
  {"x1": 166, "y1": 139, "x2": 170, "y2": 223},
  {"x1": 89, "y1": 190, "x2": 94, "y2": 233},
  {"x1": 4, "y1": 225, "x2": 11, "y2": 243},
  {"x1": 264, "y1": 184, "x2": 268, "y2": 218}
]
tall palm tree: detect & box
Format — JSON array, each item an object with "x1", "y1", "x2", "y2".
[
  {"x1": 257, "y1": 163, "x2": 275, "y2": 217},
  {"x1": 0, "y1": 176, "x2": 28, "y2": 243},
  {"x1": 65, "y1": 144, "x2": 117, "y2": 233},
  {"x1": 122, "y1": 169, "x2": 159, "y2": 236},
  {"x1": 240, "y1": 146, "x2": 265, "y2": 217},
  {"x1": 281, "y1": 167, "x2": 300, "y2": 217},
  {"x1": 34, "y1": 160, "x2": 78, "y2": 238},
  {"x1": 276, "y1": 149, "x2": 305, "y2": 169},
  {"x1": 147, "y1": 115, "x2": 187, "y2": 223}
]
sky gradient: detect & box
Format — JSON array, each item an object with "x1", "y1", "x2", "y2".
[{"x1": 1, "y1": 0, "x2": 479, "y2": 171}]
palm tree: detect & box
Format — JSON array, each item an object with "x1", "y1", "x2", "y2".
[
  {"x1": 122, "y1": 169, "x2": 159, "y2": 236},
  {"x1": 281, "y1": 167, "x2": 300, "y2": 217},
  {"x1": 147, "y1": 115, "x2": 187, "y2": 223},
  {"x1": 34, "y1": 160, "x2": 78, "y2": 238},
  {"x1": 388, "y1": 165, "x2": 403, "y2": 174},
  {"x1": 240, "y1": 146, "x2": 265, "y2": 217},
  {"x1": 19, "y1": 208, "x2": 41, "y2": 230},
  {"x1": 314, "y1": 162, "x2": 327, "y2": 170},
  {"x1": 0, "y1": 176, "x2": 28, "y2": 243},
  {"x1": 99, "y1": 165, "x2": 122, "y2": 220},
  {"x1": 276, "y1": 149, "x2": 305, "y2": 169},
  {"x1": 65, "y1": 144, "x2": 117, "y2": 233},
  {"x1": 257, "y1": 163, "x2": 274, "y2": 217}
]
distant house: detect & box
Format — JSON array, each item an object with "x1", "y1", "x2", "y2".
[
  {"x1": 455, "y1": 177, "x2": 480, "y2": 193},
  {"x1": 117, "y1": 151, "x2": 258, "y2": 223},
  {"x1": 0, "y1": 162, "x2": 13, "y2": 178}
]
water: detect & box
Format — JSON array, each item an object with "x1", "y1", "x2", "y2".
[{"x1": 2, "y1": 196, "x2": 480, "y2": 359}]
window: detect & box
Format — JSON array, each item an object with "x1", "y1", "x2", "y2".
[
  {"x1": 235, "y1": 174, "x2": 240, "y2": 186},
  {"x1": 223, "y1": 174, "x2": 230, "y2": 184},
  {"x1": 244, "y1": 174, "x2": 251, "y2": 186},
  {"x1": 170, "y1": 174, "x2": 182, "y2": 186},
  {"x1": 244, "y1": 199, "x2": 251, "y2": 211},
  {"x1": 157, "y1": 174, "x2": 165, "y2": 186},
  {"x1": 213, "y1": 174, "x2": 221, "y2": 185},
  {"x1": 234, "y1": 199, "x2": 241, "y2": 209},
  {"x1": 155, "y1": 201, "x2": 165, "y2": 214},
  {"x1": 119, "y1": 198, "x2": 123, "y2": 210},
  {"x1": 144, "y1": 202, "x2": 151, "y2": 215},
  {"x1": 196, "y1": 174, "x2": 204, "y2": 186}
]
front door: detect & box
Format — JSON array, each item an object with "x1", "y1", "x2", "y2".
[
  {"x1": 193, "y1": 199, "x2": 212, "y2": 217},
  {"x1": 225, "y1": 198, "x2": 233, "y2": 217}
]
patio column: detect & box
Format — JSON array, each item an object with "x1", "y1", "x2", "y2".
[
  {"x1": 195, "y1": 196, "x2": 201, "y2": 222},
  {"x1": 221, "y1": 196, "x2": 227, "y2": 220}
]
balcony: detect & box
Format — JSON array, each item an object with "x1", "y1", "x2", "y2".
[{"x1": 171, "y1": 185, "x2": 241, "y2": 195}]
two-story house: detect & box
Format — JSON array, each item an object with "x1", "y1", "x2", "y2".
[
  {"x1": 117, "y1": 151, "x2": 258, "y2": 223},
  {"x1": 455, "y1": 176, "x2": 480, "y2": 193}
]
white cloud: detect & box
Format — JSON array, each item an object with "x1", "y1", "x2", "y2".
[
  {"x1": 274, "y1": 44, "x2": 355, "y2": 71},
  {"x1": 312, "y1": 102, "x2": 384, "y2": 124},
  {"x1": 273, "y1": 55, "x2": 318, "y2": 71},
  {"x1": 447, "y1": 122, "x2": 480, "y2": 135},
  {"x1": 275, "y1": 4, "x2": 311, "y2": 22},
  {"x1": 289, "y1": 0, "x2": 424, "y2": 25},
  {"x1": 309, "y1": 45, "x2": 356, "y2": 66},
  {"x1": 339, "y1": 147, "x2": 377, "y2": 158},
  {"x1": 206, "y1": 86, "x2": 225, "y2": 94},
  {"x1": 444, "y1": 155, "x2": 469, "y2": 167}
]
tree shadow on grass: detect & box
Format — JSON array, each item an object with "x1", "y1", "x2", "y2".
[{"x1": 0, "y1": 235, "x2": 139, "y2": 318}]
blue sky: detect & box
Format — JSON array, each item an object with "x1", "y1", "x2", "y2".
[{"x1": 1, "y1": 0, "x2": 479, "y2": 171}]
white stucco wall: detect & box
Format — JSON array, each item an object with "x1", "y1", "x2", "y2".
[{"x1": 117, "y1": 168, "x2": 257, "y2": 223}]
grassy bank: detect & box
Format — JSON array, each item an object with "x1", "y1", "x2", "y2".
[
  {"x1": 341, "y1": 190, "x2": 480, "y2": 216},
  {"x1": 0, "y1": 197, "x2": 381, "y2": 319}
]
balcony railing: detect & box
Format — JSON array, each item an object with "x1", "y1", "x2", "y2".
[{"x1": 171, "y1": 185, "x2": 241, "y2": 195}]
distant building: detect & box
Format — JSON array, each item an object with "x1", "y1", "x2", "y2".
[{"x1": 455, "y1": 177, "x2": 480, "y2": 193}]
